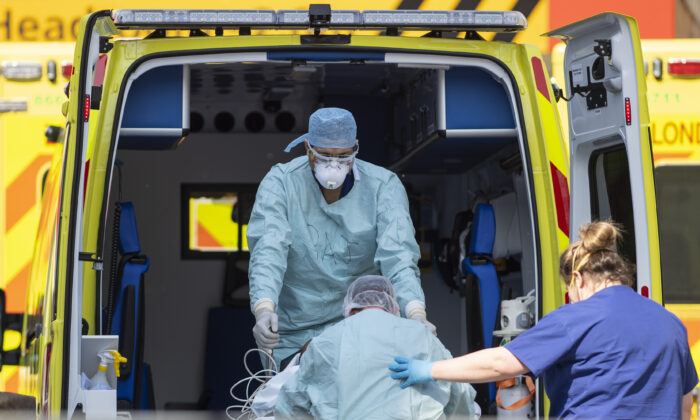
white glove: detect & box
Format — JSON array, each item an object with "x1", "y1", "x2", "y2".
[
  {"x1": 406, "y1": 300, "x2": 437, "y2": 336},
  {"x1": 253, "y1": 300, "x2": 280, "y2": 351}
]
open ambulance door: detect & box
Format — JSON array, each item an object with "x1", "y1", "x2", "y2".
[
  {"x1": 546, "y1": 13, "x2": 661, "y2": 302},
  {"x1": 49, "y1": 11, "x2": 117, "y2": 419}
]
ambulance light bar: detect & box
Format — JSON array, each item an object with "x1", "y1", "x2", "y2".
[{"x1": 112, "y1": 9, "x2": 527, "y2": 32}]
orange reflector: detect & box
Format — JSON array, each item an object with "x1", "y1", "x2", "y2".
[{"x1": 668, "y1": 59, "x2": 700, "y2": 77}]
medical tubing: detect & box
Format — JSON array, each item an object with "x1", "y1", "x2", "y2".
[
  {"x1": 226, "y1": 348, "x2": 278, "y2": 420},
  {"x1": 105, "y1": 201, "x2": 121, "y2": 334}
]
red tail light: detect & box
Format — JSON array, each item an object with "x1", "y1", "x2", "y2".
[
  {"x1": 668, "y1": 59, "x2": 700, "y2": 77},
  {"x1": 641, "y1": 286, "x2": 649, "y2": 298},
  {"x1": 61, "y1": 62, "x2": 73, "y2": 79}
]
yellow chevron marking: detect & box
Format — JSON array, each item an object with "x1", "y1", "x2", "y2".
[
  {"x1": 419, "y1": 0, "x2": 461, "y2": 9},
  {"x1": 476, "y1": 0, "x2": 518, "y2": 41},
  {"x1": 513, "y1": 0, "x2": 549, "y2": 52},
  {"x1": 3, "y1": 206, "x2": 42, "y2": 288}
]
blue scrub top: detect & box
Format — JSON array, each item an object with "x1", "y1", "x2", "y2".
[{"x1": 505, "y1": 285, "x2": 698, "y2": 419}]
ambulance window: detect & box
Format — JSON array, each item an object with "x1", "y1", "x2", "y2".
[
  {"x1": 181, "y1": 184, "x2": 257, "y2": 259},
  {"x1": 589, "y1": 146, "x2": 636, "y2": 266},
  {"x1": 655, "y1": 165, "x2": 700, "y2": 303}
]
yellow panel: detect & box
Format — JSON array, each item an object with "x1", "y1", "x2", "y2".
[
  {"x1": 4, "y1": 116, "x2": 61, "y2": 186},
  {"x1": 3, "y1": 330, "x2": 22, "y2": 352},
  {"x1": 242, "y1": 224, "x2": 249, "y2": 251},
  {"x1": 194, "y1": 199, "x2": 240, "y2": 251}
]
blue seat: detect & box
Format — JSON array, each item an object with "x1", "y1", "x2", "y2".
[
  {"x1": 110, "y1": 202, "x2": 153, "y2": 409},
  {"x1": 461, "y1": 203, "x2": 499, "y2": 403}
]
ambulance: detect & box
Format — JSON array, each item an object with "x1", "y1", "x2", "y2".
[
  {"x1": 0, "y1": 7, "x2": 660, "y2": 418},
  {"x1": 553, "y1": 39, "x2": 700, "y2": 415},
  {"x1": 0, "y1": 42, "x2": 75, "y2": 393}
]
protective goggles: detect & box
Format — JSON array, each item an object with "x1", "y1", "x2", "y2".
[{"x1": 308, "y1": 143, "x2": 359, "y2": 165}]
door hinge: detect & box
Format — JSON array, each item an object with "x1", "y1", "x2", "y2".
[
  {"x1": 99, "y1": 36, "x2": 113, "y2": 54},
  {"x1": 79, "y1": 252, "x2": 103, "y2": 271}
]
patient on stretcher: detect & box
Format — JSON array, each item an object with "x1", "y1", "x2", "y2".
[{"x1": 261, "y1": 275, "x2": 479, "y2": 419}]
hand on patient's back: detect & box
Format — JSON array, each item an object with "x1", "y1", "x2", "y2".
[{"x1": 389, "y1": 356, "x2": 435, "y2": 389}]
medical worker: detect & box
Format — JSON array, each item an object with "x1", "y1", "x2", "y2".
[
  {"x1": 248, "y1": 107, "x2": 433, "y2": 366},
  {"x1": 275, "y1": 275, "x2": 478, "y2": 419},
  {"x1": 390, "y1": 221, "x2": 699, "y2": 419}
]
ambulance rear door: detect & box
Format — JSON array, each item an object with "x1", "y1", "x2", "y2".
[{"x1": 546, "y1": 12, "x2": 661, "y2": 301}]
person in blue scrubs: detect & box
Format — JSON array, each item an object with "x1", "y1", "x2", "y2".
[
  {"x1": 248, "y1": 107, "x2": 434, "y2": 367},
  {"x1": 390, "y1": 221, "x2": 698, "y2": 419}
]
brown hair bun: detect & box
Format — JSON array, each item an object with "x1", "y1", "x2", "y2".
[
  {"x1": 578, "y1": 221, "x2": 621, "y2": 254},
  {"x1": 559, "y1": 220, "x2": 636, "y2": 288}
]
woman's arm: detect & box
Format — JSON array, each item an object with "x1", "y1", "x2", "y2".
[
  {"x1": 432, "y1": 347, "x2": 529, "y2": 383},
  {"x1": 682, "y1": 390, "x2": 694, "y2": 420},
  {"x1": 390, "y1": 347, "x2": 530, "y2": 388}
]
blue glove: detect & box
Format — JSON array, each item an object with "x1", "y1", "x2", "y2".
[{"x1": 389, "y1": 356, "x2": 435, "y2": 389}]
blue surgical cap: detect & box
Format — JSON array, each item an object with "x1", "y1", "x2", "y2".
[{"x1": 284, "y1": 107, "x2": 357, "y2": 152}]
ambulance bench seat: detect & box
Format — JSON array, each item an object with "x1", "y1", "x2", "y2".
[
  {"x1": 110, "y1": 202, "x2": 155, "y2": 410},
  {"x1": 461, "y1": 203, "x2": 499, "y2": 404}
]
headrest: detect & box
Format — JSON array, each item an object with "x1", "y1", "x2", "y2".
[
  {"x1": 491, "y1": 192, "x2": 522, "y2": 259},
  {"x1": 469, "y1": 203, "x2": 495, "y2": 255},
  {"x1": 119, "y1": 202, "x2": 141, "y2": 254}
]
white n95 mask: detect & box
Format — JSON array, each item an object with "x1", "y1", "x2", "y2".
[
  {"x1": 314, "y1": 162, "x2": 351, "y2": 190},
  {"x1": 309, "y1": 145, "x2": 357, "y2": 190}
]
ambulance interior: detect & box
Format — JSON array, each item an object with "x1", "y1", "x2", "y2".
[{"x1": 101, "y1": 56, "x2": 538, "y2": 414}]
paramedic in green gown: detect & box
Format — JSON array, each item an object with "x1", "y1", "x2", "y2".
[{"x1": 247, "y1": 107, "x2": 434, "y2": 366}]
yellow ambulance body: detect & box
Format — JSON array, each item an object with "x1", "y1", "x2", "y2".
[
  {"x1": 0, "y1": 9, "x2": 661, "y2": 418},
  {"x1": 0, "y1": 42, "x2": 74, "y2": 393}
]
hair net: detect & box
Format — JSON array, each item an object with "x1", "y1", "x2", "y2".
[
  {"x1": 284, "y1": 107, "x2": 357, "y2": 152},
  {"x1": 343, "y1": 275, "x2": 400, "y2": 318}
]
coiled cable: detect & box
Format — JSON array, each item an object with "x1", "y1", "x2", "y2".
[
  {"x1": 105, "y1": 201, "x2": 121, "y2": 334},
  {"x1": 105, "y1": 162, "x2": 123, "y2": 334},
  {"x1": 226, "y1": 348, "x2": 278, "y2": 420}
]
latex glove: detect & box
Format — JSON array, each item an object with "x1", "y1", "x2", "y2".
[
  {"x1": 406, "y1": 302, "x2": 437, "y2": 335},
  {"x1": 253, "y1": 308, "x2": 280, "y2": 351},
  {"x1": 389, "y1": 356, "x2": 436, "y2": 389}
]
